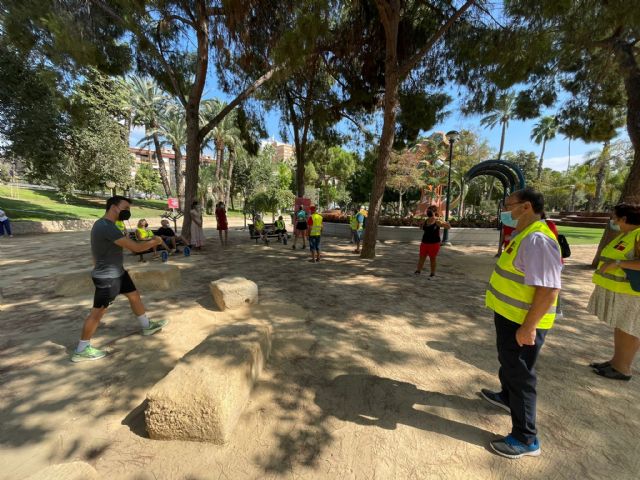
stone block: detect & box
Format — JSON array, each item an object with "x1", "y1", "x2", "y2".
[
  {"x1": 145, "y1": 321, "x2": 272, "y2": 443},
  {"x1": 54, "y1": 264, "x2": 181, "y2": 297},
  {"x1": 209, "y1": 277, "x2": 258, "y2": 310},
  {"x1": 26, "y1": 462, "x2": 100, "y2": 480}
]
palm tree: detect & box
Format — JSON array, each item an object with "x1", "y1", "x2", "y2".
[
  {"x1": 157, "y1": 107, "x2": 187, "y2": 208},
  {"x1": 201, "y1": 100, "x2": 241, "y2": 200},
  {"x1": 480, "y1": 92, "x2": 518, "y2": 161},
  {"x1": 531, "y1": 116, "x2": 558, "y2": 180},
  {"x1": 129, "y1": 76, "x2": 173, "y2": 197}
]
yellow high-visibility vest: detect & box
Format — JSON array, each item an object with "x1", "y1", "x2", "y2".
[
  {"x1": 115, "y1": 220, "x2": 126, "y2": 235},
  {"x1": 255, "y1": 220, "x2": 265, "y2": 231},
  {"x1": 137, "y1": 227, "x2": 153, "y2": 240},
  {"x1": 310, "y1": 213, "x2": 323, "y2": 236},
  {"x1": 592, "y1": 227, "x2": 640, "y2": 296},
  {"x1": 349, "y1": 215, "x2": 358, "y2": 230},
  {"x1": 275, "y1": 220, "x2": 285, "y2": 230},
  {"x1": 485, "y1": 220, "x2": 560, "y2": 329}
]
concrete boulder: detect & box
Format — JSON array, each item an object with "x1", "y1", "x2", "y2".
[
  {"x1": 54, "y1": 264, "x2": 181, "y2": 297},
  {"x1": 209, "y1": 277, "x2": 258, "y2": 310},
  {"x1": 26, "y1": 462, "x2": 100, "y2": 480},
  {"x1": 145, "y1": 321, "x2": 271, "y2": 444}
]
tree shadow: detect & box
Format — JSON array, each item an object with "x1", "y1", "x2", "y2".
[{"x1": 315, "y1": 374, "x2": 495, "y2": 447}]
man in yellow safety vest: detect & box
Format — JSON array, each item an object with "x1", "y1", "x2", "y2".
[
  {"x1": 308, "y1": 205, "x2": 323, "y2": 262},
  {"x1": 482, "y1": 188, "x2": 562, "y2": 459}
]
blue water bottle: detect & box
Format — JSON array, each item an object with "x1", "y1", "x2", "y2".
[
  {"x1": 161, "y1": 250, "x2": 169, "y2": 263},
  {"x1": 183, "y1": 246, "x2": 191, "y2": 257}
]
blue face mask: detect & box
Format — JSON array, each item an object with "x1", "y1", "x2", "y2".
[
  {"x1": 609, "y1": 219, "x2": 621, "y2": 231},
  {"x1": 500, "y1": 211, "x2": 518, "y2": 228}
]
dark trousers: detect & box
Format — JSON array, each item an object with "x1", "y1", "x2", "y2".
[
  {"x1": 0, "y1": 219, "x2": 11, "y2": 236},
  {"x1": 494, "y1": 312, "x2": 548, "y2": 445}
]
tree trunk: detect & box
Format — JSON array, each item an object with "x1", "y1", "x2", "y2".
[
  {"x1": 398, "y1": 191, "x2": 403, "y2": 216},
  {"x1": 361, "y1": 1, "x2": 400, "y2": 259},
  {"x1": 225, "y1": 150, "x2": 234, "y2": 206},
  {"x1": 593, "y1": 141, "x2": 610, "y2": 211},
  {"x1": 173, "y1": 145, "x2": 183, "y2": 210},
  {"x1": 182, "y1": 104, "x2": 201, "y2": 242},
  {"x1": 152, "y1": 131, "x2": 173, "y2": 197},
  {"x1": 592, "y1": 39, "x2": 640, "y2": 267},
  {"x1": 497, "y1": 121, "x2": 506, "y2": 161},
  {"x1": 285, "y1": 90, "x2": 306, "y2": 197},
  {"x1": 536, "y1": 137, "x2": 547, "y2": 180}
]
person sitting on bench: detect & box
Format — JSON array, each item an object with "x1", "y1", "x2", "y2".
[
  {"x1": 254, "y1": 215, "x2": 269, "y2": 244},
  {"x1": 156, "y1": 219, "x2": 182, "y2": 253},
  {"x1": 135, "y1": 219, "x2": 171, "y2": 260},
  {"x1": 274, "y1": 215, "x2": 287, "y2": 244}
]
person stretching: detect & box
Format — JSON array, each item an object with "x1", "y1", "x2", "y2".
[{"x1": 71, "y1": 196, "x2": 168, "y2": 362}]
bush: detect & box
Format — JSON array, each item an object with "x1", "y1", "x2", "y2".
[{"x1": 320, "y1": 211, "x2": 497, "y2": 228}]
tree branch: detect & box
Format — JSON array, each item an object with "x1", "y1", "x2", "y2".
[
  {"x1": 88, "y1": 0, "x2": 188, "y2": 106},
  {"x1": 162, "y1": 14, "x2": 196, "y2": 29},
  {"x1": 198, "y1": 67, "x2": 279, "y2": 143},
  {"x1": 399, "y1": 0, "x2": 477, "y2": 78}
]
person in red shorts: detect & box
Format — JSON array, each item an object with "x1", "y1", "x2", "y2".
[
  {"x1": 215, "y1": 201, "x2": 229, "y2": 246},
  {"x1": 415, "y1": 205, "x2": 450, "y2": 279}
]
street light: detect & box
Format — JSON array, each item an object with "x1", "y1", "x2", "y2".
[{"x1": 442, "y1": 130, "x2": 459, "y2": 245}]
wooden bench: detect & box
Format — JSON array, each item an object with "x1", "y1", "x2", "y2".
[{"x1": 248, "y1": 223, "x2": 290, "y2": 244}]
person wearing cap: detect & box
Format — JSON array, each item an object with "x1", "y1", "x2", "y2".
[{"x1": 307, "y1": 205, "x2": 323, "y2": 262}]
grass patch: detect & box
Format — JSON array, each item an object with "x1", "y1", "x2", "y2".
[
  {"x1": 557, "y1": 225, "x2": 604, "y2": 245},
  {"x1": 0, "y1": 185, "x2": 167, "y2": 221}
]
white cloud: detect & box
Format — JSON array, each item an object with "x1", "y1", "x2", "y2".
[{"x1": 544, "y1": 153, "x2": 587, "y2": 172}]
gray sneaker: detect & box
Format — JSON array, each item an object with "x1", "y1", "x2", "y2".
[
  {"x1": 71, "y1": 346, "x2": 106, "y2": 363},
  {"x1": 480, "y1": 388, "x2": 511, "y2": 413},
  {"x1": 142, "y1": 319, "x2": 169, "y2": 336}
]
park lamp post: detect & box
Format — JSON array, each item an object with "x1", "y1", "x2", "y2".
[
  {"x1": 105, "y1": 180, "x2": 115, "y2": 197},
  {"x1": 441, "y1": 130, "x2": 459, "y2": 245}
]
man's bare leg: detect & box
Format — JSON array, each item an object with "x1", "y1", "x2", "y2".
[{"x1": 80, "y1": 307, "x2": 108, "y2": 341}]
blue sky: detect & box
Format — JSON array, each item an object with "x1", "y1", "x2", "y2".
[{"x1": 131, "y1": 77, "x2": 627, "y2": 172}]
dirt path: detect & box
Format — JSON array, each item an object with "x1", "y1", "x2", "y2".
[{"x1": 0, "y1": 227, "x2": 638, "y2": 480}]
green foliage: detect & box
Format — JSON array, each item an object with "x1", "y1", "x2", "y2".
[
  {"x1": 135, "y1": 164, "x2": 162, "y2": 196},
  {"x1": 0, "y1": 41, "x2": 68, "y2": 178}
]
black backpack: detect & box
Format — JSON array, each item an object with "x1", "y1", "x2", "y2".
[{"x1": 558, "y1": 234, "x2": 571, "y2": 259}]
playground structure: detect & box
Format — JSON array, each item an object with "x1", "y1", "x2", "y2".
[{"x1": 403, "y1": 134, "x2": 526, "y2": 217}]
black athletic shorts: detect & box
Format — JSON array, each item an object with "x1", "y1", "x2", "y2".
[
  {"x1": 296, "y1": 221, "x2": 308, "y2": 231},
  {"x1": 92, "y1": 271, "x2": 137, "y2": 308}
]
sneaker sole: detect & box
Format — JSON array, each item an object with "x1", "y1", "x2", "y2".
[
  {"x1": 141, "y1": 327, "x2": 164, "y2": 336},
  {"x1": 71, "y1": 354, "x2": 106, "y2": 363},
  {"x1": 480, "y1": 390, "x2": 511, "y2": 413},
  {"x1": 490, "y1": 443, "x2": 541, "y2": 459}
]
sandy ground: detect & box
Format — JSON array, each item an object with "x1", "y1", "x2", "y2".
[{"x1": 0, "y1": 218, "x2": 639, "y2": 480}]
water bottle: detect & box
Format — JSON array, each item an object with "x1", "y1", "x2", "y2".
[
  {"x1": 183, "y1": 246, "x2": 191, "y2": 257},
  {"x1": 161, "y1": 251, "x2": 169, "y2": 263}
]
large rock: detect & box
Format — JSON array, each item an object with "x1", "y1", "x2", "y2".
[
  {"x1": 25, "y1": 462, "x2": 100, "y2": 480},
  {"x1": 145, "y1": 321, "x2": 271, "y2": 444},
  {"x1": 54, "y1": 264, "x2": 181, "y2": 297},
  {"x1": 209, "y1": 276, "x2": 258, "y2": 310}
]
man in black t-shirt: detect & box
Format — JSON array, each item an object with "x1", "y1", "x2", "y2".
[
  {"x1": 156, "y1": 219, "x2": 181, "y2": 253},
  {"x1": 71, "y1": 196, "x2": 170, "y2": 363}
]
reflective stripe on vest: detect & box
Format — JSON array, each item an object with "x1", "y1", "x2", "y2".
[
  {"x1": 485, "y1": 220, "x2": 560, "y2": 329},
  {"x1": 116, "y1": 221, "x2": 126, "y2": 234},
  {"x1": 592, "y1": 227, "x2": 640, "y2": 296},
  {"x1": 310, "y1": 213, "x2": 323, "y2": 236},
  {"x1": 137, "y1": 227, "x2": 153, "y2": 239}
]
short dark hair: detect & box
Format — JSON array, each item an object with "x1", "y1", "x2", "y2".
[
  {"x1": 106, "y1": 195, "x2": 131, "y2": 211},
  {"x1": 511, "y1": 188, "x2": 544, "y2": 214},
  {"x1": 614, "y1": 203, "x2": 640, "y2": 226}
]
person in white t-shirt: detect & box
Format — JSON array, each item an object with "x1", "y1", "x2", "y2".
[{"x1": 0, "y1": 208, "x2": 13, "y2": 238}]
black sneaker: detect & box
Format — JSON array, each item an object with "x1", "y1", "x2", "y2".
[{"x1": 480, "y1": 389, "x2": 511, "y2": 413}]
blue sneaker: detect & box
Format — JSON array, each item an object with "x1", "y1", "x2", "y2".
[
  {"x1": 490, "y1": 435, "x2": 541, "y2": 459},
  {"x1": 480, "y1": 388, "x2": 511, "y2": 413}
]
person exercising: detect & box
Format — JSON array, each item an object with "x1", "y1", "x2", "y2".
[{"x1": 71, "y1": 196, "x2": 169, "y2": 362}]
